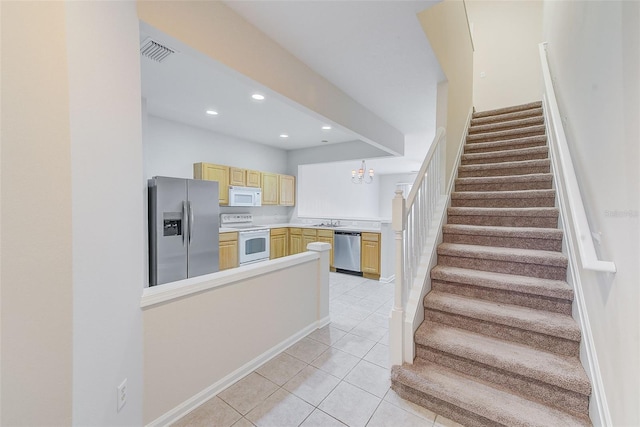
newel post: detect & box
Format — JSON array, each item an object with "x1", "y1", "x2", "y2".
[{"x1": 390, "y1": 189, "x2": 406, "y2": 366}]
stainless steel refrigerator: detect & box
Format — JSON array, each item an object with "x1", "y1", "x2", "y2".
[{"x1": 148, "y1": 176, "x2": 220, "y2": 286}]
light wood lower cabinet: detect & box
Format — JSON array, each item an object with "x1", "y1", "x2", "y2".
[
  {"x1": 270, "y1": 228, "x2": 288, "y2": 259},
  {"x1": 316, "y1": 229, "x2": 334, "y2": 268},
  {"x1": 361, "y1": 232, "x2": 381, "y2": 279},
  {"x1": 302, "y1": 228, "x2": 317, "y2": 250},
  {"x1": 288, "y1": 228, "x2": 303, "y2": 255},
  {"x1": 219, "y1": 232, "x2": 238, "y2": 271}
]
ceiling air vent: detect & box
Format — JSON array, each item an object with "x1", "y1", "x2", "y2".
[{"x1": 140, "y1": 38, "x2": 176, "y2": 63}]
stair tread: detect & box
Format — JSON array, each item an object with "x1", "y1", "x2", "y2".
[
  {"x1": 469, "y1": 116, "x2": 544, "y2": 134},
  {"x1": 443, "y1": 224, "x2": 563, "y2": 239},
  {"x1": 392, "y1": 359, "x2": 590, "y2": 427},
  {"x1": 424, "y1": 291, "x2": 581, "y2": 341},
  {"x1": 473, "y1": 101, "x2": 543, "y2": 118},
  {"x1": 448, "y1": 206, "x2": 559, "y2": 217},
  {"x1": 414, "y1": 322, "x2": 591, "y2": 394},
  {"x1": 462, "y1": 145, "x2": 548, "y2": 161},
  {"x1": 464, "y1": 135, "x2": 547, "y2": 153},
  {"x1": 471, "y1": 107, "x2": 543, "y2": 125},
  {"x1": 456, "y1": 173, "x2": 553, "y2": 185},
  {"x1": 459, "y1": 158, "x2": 549, "y2": 171},
  {"x1": 431, "y1": 265, "x2": 573, "y2": 300},
  {"x1": 467, "y1": 125, "x2": 546, "y2": 142},
  {"x1": 451, "y1": 189, "x2": 555, "y2": 200},
  {"x1": 438, "y1": 243, "x2": 567, "y2": 267}
]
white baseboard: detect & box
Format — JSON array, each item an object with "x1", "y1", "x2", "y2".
[
  {"x1": 146, "y1": 316, "x2": 330, "y2": 427},
  {"x1": 379, "y1": 274, "x2": 395, "y2": 284}
]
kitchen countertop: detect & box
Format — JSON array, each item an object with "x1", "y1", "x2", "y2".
[{"x1": 219, "y1": 223, "x2": 383, "y2": 233}]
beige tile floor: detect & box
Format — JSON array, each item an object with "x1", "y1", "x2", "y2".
[{"x1": 173, "y1": 272, "x2": 463, "y2": 427}]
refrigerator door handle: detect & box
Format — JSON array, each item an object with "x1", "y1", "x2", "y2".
[
  {"x1": 188, "y1": 201, "x2": 194, "y2": 244},
  {"x1": 182, "y1": 201, "x2": 188, "y2": 247}
]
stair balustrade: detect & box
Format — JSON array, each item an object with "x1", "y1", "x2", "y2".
[{"x1": 390, "y1": 127, "x2": 447, "y2": 366}]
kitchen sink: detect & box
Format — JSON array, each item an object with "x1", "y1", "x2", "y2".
[{"x1": 313, "y1": 223, "x2": 343, "y2": 228}]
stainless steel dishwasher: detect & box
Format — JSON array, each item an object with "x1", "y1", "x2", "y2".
[{"x1": 333, "y1": 231, "x2": 362, "y2": 275}]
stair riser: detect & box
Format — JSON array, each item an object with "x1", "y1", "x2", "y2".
[
  {"x1": 391, "y1": 383, "x2": 495, "y2": 427},
  {"x1": 437, "y1": 254, "x2": 567, "y2": 280},
  {"x1": 431, "y1": 279, "x2": 573, "y2": 315},
  {"x1": 467, "y1": 128, "x2": 546, "y2": 144},
  {"x1": 424, "y1": 310, "x2": 579, "y2": 357},
  {"x1": 443, "y1": 232, "x2": 562, "y2": 251},
  {"x1": 416, "y1": 347, "x2": 589, "y2": 417},
  {"x1": 462, "y1": 151, "x2": 548, "y2": 165},
  {"x1": 451, "y1": 197, "x2": 555, "y2": 208},
  {"x1": 471, "y1": 108, "x2": 543, "y2": 126},
  {"x1": 455, "y1": 180, "x2": 552, "y2": 192},
  {"x1": 469, "y1": 117, "x2": 545, "y2": 134},
  {"x1": 464, "y1": 138, "x2": 547, "y2": 154},
  {"x1": 458, "y1": 164, "x2": 550, "y2": 178},
  {"x1": 447, "y1": 214, "x2": 559, "y2": 229}
]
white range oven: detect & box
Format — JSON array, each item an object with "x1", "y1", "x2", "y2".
[
  {"x1": 238, "y1": 228, "x2": 270, "y2": 265},
  {"x1": 220, "y1": 214, "x2": 270, "y2": 266}
]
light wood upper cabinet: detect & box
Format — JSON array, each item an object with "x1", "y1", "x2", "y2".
[
  {"x1": 261, "y1": 172, "x2": 279, "y2": 205},
  {"x1": 270, "y1": 228, "x2": 288, "y2": 259},
  {"x1": 279, "y1": 175, "x2": 296, "y2": 206},
  {"x1": 361, "y1": 232, "x2": 381, "y2": 279},
  {"x1": 194, "y1": 163, "x2": 229, "y2": 205},
  {"x1": 246, "y1": 170, "x2": 261, "y2": 188},
  {"x1": 219, "y1": 232, "x2": 238, "y2": 271},
  {"x1": 288, "y1": 228, "x2": 303, "y2": 255},
  {"x1": 229, "y1": 167, "x2": 246, "y2": 186}
]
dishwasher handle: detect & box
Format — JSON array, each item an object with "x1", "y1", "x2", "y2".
[{"x1": 334, "y1": 231, "x2": 361, "y2": 236}]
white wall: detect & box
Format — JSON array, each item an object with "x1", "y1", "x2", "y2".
[
  {"x1": 1, "y1": 2, "x2": 73, "y2": 424},
  {"x1": 297, "y1": 162, "x2": 381, "y2": 219},
  {"x1": 465, "y1": 0, "x2": 543, "y2": 112},
  {"x1": 143, "y1": 252, "x2": 329, "y2": 424},
  {"x1": 145, "y1": 115, "x2": 289, "y2": 179},
  {"x1": 66, "y1": 2, "x2": 144, "y2": 425},
  {"x1": 542, "y1": 1, "x2": 639, "y2": 425},
  {"x1": 378, "y1": 173, "x2": 418, "y2": 220}
]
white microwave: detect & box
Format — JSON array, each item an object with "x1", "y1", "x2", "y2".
[{"x1": 228, "y1": 186, "x2": 262, "y2": 207}]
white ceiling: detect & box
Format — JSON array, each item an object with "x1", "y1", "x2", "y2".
[{"x1": 140, "y1": 1, "x2": 444, "y2": 174}]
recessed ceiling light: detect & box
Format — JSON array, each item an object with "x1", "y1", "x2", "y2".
[
  {"x1": 279, "y1": 134, "x2": 289, "y2": 138},
  {"x1": 206, "y1": 110, "x2": 218, "y2": 116},
  {"x1": 322, "y1": 125, "x2": 332, "y2": 130},
  {"x1": 252, "y1": 94, "x2": 265, "y2": 101}
]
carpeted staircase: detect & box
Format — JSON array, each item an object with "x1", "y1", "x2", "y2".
[{"x1": 391, "y1": 102, "x2": 592, "y2": 426}]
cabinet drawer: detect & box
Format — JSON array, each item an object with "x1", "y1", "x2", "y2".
[
  {"x1": 302, "y1": 228, "x2": 317, "y2": 237},
  {"x1": 317, "y1": 229, "x2": 333, "y2": 238},
  {"x1": 361, "y1": 232, "x2": 380, "y2": 242},
  {"x1": 219, "y1": 232, "x2": 238, "y2": 242},
  {"x1": 289, "y1": 227, "x2": 302, "y2": 235},
  {"x1": 271, "y1": 228, "x2": 288, "y2": 236}
]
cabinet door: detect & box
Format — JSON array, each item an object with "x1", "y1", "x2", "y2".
[
  {"x1": 302, "y1": 228, "x2": 317, "y2": 251},
  {"x1": 316, "y1": 229, "x2": 334, "y2": 267},
  {"x1": 278, "y1": 175, "x2": 296, "y2": 206},
  {"x1": 219, "y1": 232, "x2": 238, "y2": 270},
  {"x1": 270, "y1": 228, "x2": 288, "y2": 259},
  {"x1": 261, "y1": 172, "x2": 278, "y2": 205},
  {"x1": 361, "y1": 232, "x2": 380, "y2": 278},
  {"x1": 288, "y1": 228, "x2": 303, "y2": 255},
  {"x1": 194, "y1": 163, "x2": 229, "y2": 205},
  {"x1": 246, "y1": 170, "x2": 261, "y2": 188},
  {"x1": 229, "y1": 167, "x2": 246, "y2": 186}
]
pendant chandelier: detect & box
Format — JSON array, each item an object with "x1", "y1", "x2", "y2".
[{"x1": 352, "y1": 160, "x2": 374, "y2": 184}]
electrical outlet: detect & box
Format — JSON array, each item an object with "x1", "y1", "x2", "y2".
[{"x1": 117, "y1": 378, "x2": 127, "y2": 412}]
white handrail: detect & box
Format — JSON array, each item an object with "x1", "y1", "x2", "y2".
[
  {"x1": 539, "y1": 42, "x2": 616, "y2": 273},
  {"x1": 390, "y1": 128, "x2": 446, "y2": 365}
]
